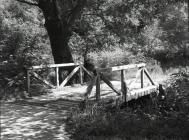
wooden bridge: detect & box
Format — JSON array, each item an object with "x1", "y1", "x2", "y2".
[{"x1": 26, "y1": 63, "x2": 159, "y2": 102}]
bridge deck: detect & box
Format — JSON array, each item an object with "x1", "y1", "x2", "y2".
[{"x1": 32, "y1": 80, "x2": 158, "y2": 102}]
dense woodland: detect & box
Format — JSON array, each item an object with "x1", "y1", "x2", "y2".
[{"x1": 0, "y1": 0, "x2": 189, "y2": 140}]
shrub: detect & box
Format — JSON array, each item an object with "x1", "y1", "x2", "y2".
[
  {"x1": 65, "y1": 72, "x2": 189, "y2": 140},
  {"x1": 88, "y1": 48, "x2": 134, "y2": 68},
  {"x1": 0, "y1": 1, "x2": 54, "y2": 100}
]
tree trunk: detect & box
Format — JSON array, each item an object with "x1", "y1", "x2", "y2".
[
  {"x1": 45, "y1": 19, "x2": 73, "y2": 64},
  {"x1": 38, "y1": 1, "x2": 74, "y2": 64},
  {"x1": 37, "y1": 0, "x2": 86, "y2": 83},
  {"x1": 45, "y1": 19, "x2": 74, "y2": 83}
]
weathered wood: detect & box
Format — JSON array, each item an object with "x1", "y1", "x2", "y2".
[
  {"x1": 144, "y1": 68, "x2": 155, "y2": 85},
  {"x1": 121, "y1": 70, "x2": 127, "y2": 102},
  {"x1": 129, "y1": 85, "x2": 158, "y2": 99},
  {"x1": 81, "y1": 65, "x2": 93, "y2": 77},
  {"x1": 79, "y1": 65, "x2": 83, "y2": 84},
  {"x1": 96, "y1": 73, "x2": 100, "y2": 101},
  {"x1": 31, "y1": 72, "x2": 55, "y2": 88},
  {"x1": 26, "y1": 62, "x2": 159, "y2": 104},
  {"x1": 141, "y1": 68, "x2": 144, "y2": 88},
  {"x1": 112, "y1": 63, "x2": 146, "y2": 71},
  {"x1": 27, "y1": 70, "x2": 31, "y2": 96},
  {"x1": 97, "y1": 63, "x2": 146, "y2": 72},
  {"x1": 28, "y1": 63, "x2": 80, "y2": 70},
  {"x1": 59, "y1": 66, "x2": 80, "y2": 87},
  {"x1": 100, "y1": 73, "x2": 121, "y2": 95},
  {"x1": 56, "y1": 67, "x2": 59, "y2": 87}
]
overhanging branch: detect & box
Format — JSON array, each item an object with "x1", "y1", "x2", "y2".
[
  {"x1": 16, "y1": 0, "x2": 39, "y2": 6},
  {"x1": 68, "y1": 0, "x2": 87, "y2": 26}
]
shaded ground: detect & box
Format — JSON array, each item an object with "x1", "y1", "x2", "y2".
[
  {"x1": 0, "y1": 99, "x2": 80, "y2": 140},
  {"x1": 0, "y1": 78, "x2": 160, "y2": 140}
]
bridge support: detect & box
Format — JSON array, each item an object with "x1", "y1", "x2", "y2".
[
  {"x1": 121, "y1": 70, "x2": 127, "y2": 102},
  {"x1": 96, "y1": 72, "x2": 100, "y2": 101},
  {"x1": 26, "y1": 70, "x2": 31, "y2": 96}
]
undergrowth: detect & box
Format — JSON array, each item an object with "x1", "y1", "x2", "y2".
[{"x1": 65, "y1": 72, "x2": 189, "y2": 140}]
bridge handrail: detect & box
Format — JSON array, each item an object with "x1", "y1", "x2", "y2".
[
  {"x1": 27, "y1": 63, "x2": 82, "y2": 70},
  {"x1": 97, "y1": 63, "x2": 146, "y2": 72}
]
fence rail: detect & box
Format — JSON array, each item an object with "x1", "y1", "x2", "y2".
[
  {"x1": 85, "y1": 63, "x2": 158, "y2": 102},
  {"x1": 28, "y1": 63, "x2": 81, "y2": 70},
  {"x1": 26, "y1": 62, "x2": 158, "y2": 102},
  {"x1": 26, "y1": 63, "x2": 92, "y2": 96}
]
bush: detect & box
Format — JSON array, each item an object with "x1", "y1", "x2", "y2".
[
  {"x1": 88, "y1": 48, "x2": 130, "y2": 68},
  {"x1": 164, "y1": 71, "x2": 189, "y2": 112},
  {"x1": 0, "y1": 1, "x2": 54, "y2": 100},
  {"x1": 65, "y1": 72, "x2": 189, "y2": 140}
]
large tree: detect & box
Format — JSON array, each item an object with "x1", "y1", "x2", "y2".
[
  {"x1": 16, "y1": 0, "x2": 87, "y2": 64},
  {"x1": 15, "y1": 0, "x2": 187, "y2": 65}
]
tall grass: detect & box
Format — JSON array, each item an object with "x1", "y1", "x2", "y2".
[
  {"x1": 87, "y1": 48, "x2": 187, "y2": 83},
  {"x1": 88, "y1": 48, "x2": 134, "y2": 68},
  {"x1": 65, "y1": 72, "x2": 189, "y2": 140}
]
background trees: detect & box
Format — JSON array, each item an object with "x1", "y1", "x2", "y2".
[
  {"x1": 0, "y1": 0, "x2": 188, "y2": 97},
  {"x1": 10, "y1": 0, "x2": 188, "y2": 65}
]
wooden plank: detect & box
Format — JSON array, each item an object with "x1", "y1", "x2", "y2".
[
  {"x1": 100, "y1": 73, "x2": 121, "y2": 96},
  {"x1": 56, "y1": 67, "x2": 59, "y2": 87},
  {"x1": 144, "y1": 68, "x2": 155, "y2": 85},
  {"x1": 125, "y1": 85, "x2": 159, "y2": 101},
  {"x1": 141, "y1": 68, "x2": 144, "y2": 88},
  {"x1": 28, "y1": 63, "x2": 80, "y2": 70},
  {"x1": 59, "y1": 66, "x2": 80, "y2": 87},
  {"x1": 27, "y1": 70, "x2": 31, "y2": 96},
  {"x1": 81, "y1": 65, "x2": 93, "y2": 77},
  {"x1": 79, "y1": 65, "x2": 83, "y2": 84},
  {"x1": 96, "y1": 67, "x2": 112, "y2": 73},
  {"x1": 97, "y1": 63, "x2": 146, "y2": 72},
  {"x1": 130, "y1": 85, "x2": 158, "y2": 98},
  {"x1": 112, "y1": 63, "x2": 146, "y2": 71},
  {"x1": 96, "y1": 73, "x2": 100, "y2": 101},
  {"x1": 121, "y1": 70, "x2": 127, "y2": 102},
  {"x1": 31, "y1": 72, "x2": 55, "y2": 88}
]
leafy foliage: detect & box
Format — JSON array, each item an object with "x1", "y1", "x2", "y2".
[
  {"x1": 66, "y1": 72, "x2": 189, "y2": 140},
  {"x1": 0, "y1": 0, "x2": 53, "y2": 99},
  {"x1": 0, "y1": 0, "x2": 188, "y2": 99}
]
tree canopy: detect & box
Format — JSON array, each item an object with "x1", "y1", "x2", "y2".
[
  {"x1": 4, "y1": 0, "x2": 185, "y2": 64},
  {"x1": 0, "y1": 0, "x2": 188, "y2": 88}
]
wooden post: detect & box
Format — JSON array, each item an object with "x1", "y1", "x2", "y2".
[
  {"x1": 56, "y1": 67, "x2": 59, "y2": 87},
  {"x1": 121, "y1": 70, "x2": 127, "y2": 102},
  {"x1": 141, "y1": 68, "x2": 144, "y2": 88},
  {"x1": 27, "y1": 69, "x2": 31, "y2": 96},
  {"x1": 79, "y1": 65, "x2": 83, "y2": 85},
  {"x1": 96, "y1": 72, "x2": 100, "y2": 101}
]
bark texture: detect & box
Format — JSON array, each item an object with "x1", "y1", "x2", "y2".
[
  {"x1": 37, "y1": 0, "x2": 86, "y2": 82},
  {"x1": 38, "y1": 0, "x2": 86, "y2": 64}
]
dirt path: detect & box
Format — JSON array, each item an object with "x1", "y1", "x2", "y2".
[
  {"x1": 0, "y1": 77, "x2": 162, "y2": 140},
  {"x1": 0, "y1": 99, "x2": 79, "y2": 140}
]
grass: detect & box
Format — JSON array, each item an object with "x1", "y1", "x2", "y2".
[{"x1": 65, "y1": 71, "x2": 189, "y2": 140}]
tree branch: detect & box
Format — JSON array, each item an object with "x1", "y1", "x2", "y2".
[
  {"x1": 16, "y1": 0, "x2": 39, "y2": 6},
  {"x1": 68, "y1": 0, "x2": 87, "y2": 26}
]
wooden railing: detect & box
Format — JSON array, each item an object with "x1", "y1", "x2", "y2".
[
  {"x1": 26, "y1": 62, "x2": 158, "y2": 101},
  {"x1": 26, "y1": 63, "x2": 92, "y2": 96},
  {"x1": 85, "y1": 63, "x2": 157, "y2": 102}
]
